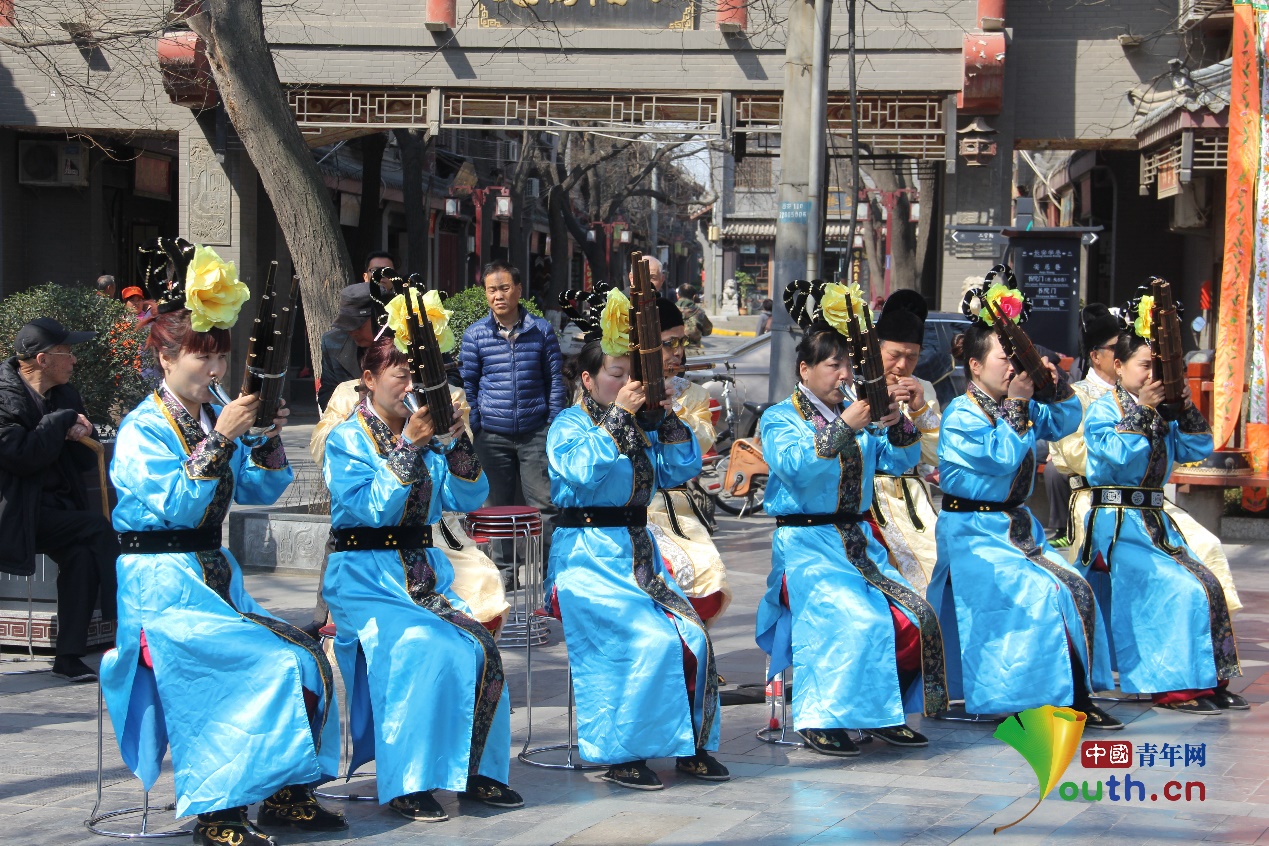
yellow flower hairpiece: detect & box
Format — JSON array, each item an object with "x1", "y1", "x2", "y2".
[
  {"x1": 819, "y1": 282, "x2": 868, "y2": 336},
  {"x1": 1133, "y1": 294, "x2": 1155, "y2": 341},
  {"x1": 599, "y1": 288, "x2": 632, "y2": 357},
  {"x1": 385, "y1": 288, "x2": 456, "y2": 354},
  {"x1": 185, "y1": 246, "x2": 250, "y2": 332},
  {"x1": 978, "y1": 282, "x2": 1026, "y2": 326}
]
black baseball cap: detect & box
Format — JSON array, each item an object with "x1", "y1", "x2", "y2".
[{"x1": 14, "y1": 317, "x2": 96, "y2": 360}]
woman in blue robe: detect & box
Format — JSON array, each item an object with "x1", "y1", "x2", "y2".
[
  {"x1": 928, "y1": 278, "x2": 1116, "y2": 726},
  {"x1": 546, "y1": 309, "x2": 725, "y2": 791},
  {"x1": 755, "y1": 286, "x2": 948, "y2": 757},
  {"x1": 101, "y1": 247, "x2": 346, "y2": 846},
  {"x1": 323, "y1": 336, "x2": 519, "y2": 822},
  {"x1": 1081, "y1": 320, "x2": 1243, "y2": 714}
]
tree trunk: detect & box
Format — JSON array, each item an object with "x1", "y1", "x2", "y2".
[
  {"x1": 189, "y1": 0, "x2": 355, "y2": 381},
  {"x1": 396, "y1": 129, "x2": 430, "y2": 281},
  {"x1": 548, "y1": 186, "x2": 570, "y2": 301},
  {"x1": 916, "y1": 167, "x2": 939, "y2": 296},
  {"x1": 357, "y1": 133, "x2": 387, "y2": 265}
]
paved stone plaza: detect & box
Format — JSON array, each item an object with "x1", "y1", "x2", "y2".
[{"x1": 1, "y1": 423, "x2": 1266, "y2": 845}]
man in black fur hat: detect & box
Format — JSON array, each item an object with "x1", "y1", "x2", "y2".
[{"x1": 870, "y1": 290, "x2": 942, "y2": 592}]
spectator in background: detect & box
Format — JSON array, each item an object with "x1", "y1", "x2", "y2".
[
  {"x1": 94, "y1": 275, "x2": 116, "y2": 299},
  {"x1": 676, "y1": 284, "x2": 713, "y2": 345},
  {"x1": 364, "y1": 250, "x2": 397, "y2": 295},
  {"x1": 631, "y1": 255, "x2": 666, "y2": 294},
  {"x1": 756, "y1": 299, "x2": 774, "y2": 335},
  {"x1": 120, "y1": 287, "x2": 152, "y2": 320},
  {"x1": 460, "y1": 261, "x2": 566, "y2": 577},
  {"x1": 0, "y1": 318, "x2": 118, "y2": 683},
  {"x1": 317, "y1": 283, "x2": 376, "y2": 410}
]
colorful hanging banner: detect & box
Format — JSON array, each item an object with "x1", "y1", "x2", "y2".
[
  {"x1": 1245, "y1": 8, "x2": 1269, "y2": 510},
  {"x1": 1214, "y1": 2, "x2": 1259, "y2": 451}
]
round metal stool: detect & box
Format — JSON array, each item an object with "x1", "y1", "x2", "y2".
[
  {"x1": 86, "y1": 684, "x2": 191, "y2": 839},
  {"x1": 312, "y1": 623, "x2": 377, "y2": 802},
  {"x1": 515, "y1": 608, "x2": 604, "y2": 776},
  {"x1": 756, "y1": 660, "x2": 803, "y2": 747},
  {"x1": 464, "y1": 507, "x2": 548, "y2": 649}
]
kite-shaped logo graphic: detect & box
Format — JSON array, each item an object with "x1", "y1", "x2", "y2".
[{"x1": 992, "y1": 705, "x2": 1087, "y2": 833}]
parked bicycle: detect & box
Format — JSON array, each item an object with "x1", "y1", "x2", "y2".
[{"x1": 696, "y1": 367, "x2": 770, "y2": 517}]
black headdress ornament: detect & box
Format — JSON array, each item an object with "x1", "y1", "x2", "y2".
[
  {"x1": 959, "y1": 264, "x2": 1032, "y2": 326},
  {"x1": 1121, "y1": 277, "x2": 1184, "y2": 341},
  {"x1": 1079, "y1": 303, "x2": 1120, "y2": 353},
  {"x1": 138, "y1": 237, "x2": 196, "y2": 314},
  {"x1": 782, "y1": 279, "x2": 830, "y2": 331},
  {"x1": 559, "y1": 282, "x2": 617, "y2": 344}
]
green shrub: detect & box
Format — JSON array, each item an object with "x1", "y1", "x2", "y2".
[
  {"x1": 0, "y1": 283, "x2": 151, "y2": 431},
  {"x1": 444, "y1": 285, "x2": 543, "y2": 346}
]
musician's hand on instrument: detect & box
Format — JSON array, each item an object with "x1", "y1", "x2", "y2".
[
  {"x1": 1040, "y1": 356, "x2": 1061, "y2": 386},
  {"x1": 886, "y1": 381, "x2": 912, "y2": 406},
  {"x1": 215, "y1": 394, "x2": 260, "y2": 442},
  {"x1": 898, "y1": 376, "x2": 925, "y2": 410},
  {"x1": 841, "y1": 399, "x2": 872, "y2": 432},
  {"x1": 1138, "y1": 379, "x2": 1166, "y2": 410},
  {"x1": 403, "y1": 406, "x2": 436, "y2": 444},
  {"x1": 878, "y1": 402, "x2": 902, "y2": 428},
  {"x1": 66, "y1": 413, "x2": 93, "y2": 441},
  {"x1": 1007, "y1": 371, "x2": 1035, "y2": 400},
  {"x1": 1181, "y1": 384, "x2": 1194, "y2": 407},
  {"x1": 445, "y1": 413, "x2": 466, "y2": 443},
  {"x1": 268, "y1": 398, "x2": 290, "y2": 436},
  {"x1": 615, "y1": 381, "x2": 646, "y2": 415}
]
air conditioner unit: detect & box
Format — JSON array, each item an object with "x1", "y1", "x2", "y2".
[
  {"x1": 1170, "y1": 178, "x2": 1210, "y2": 231},
  {"x1": 18, "y1": 140, "x2": 89, "y2": 187},
  {"x1": 525, "y1": 177, "x2": 540, "y2": 199}
]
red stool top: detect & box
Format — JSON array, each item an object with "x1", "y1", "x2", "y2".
[
  {"x1": 318, "y1": 623, "x2": 337, "y2": 639},
  {"x1": 470, "y1": 536, "x2": 490, "y2": 545}
]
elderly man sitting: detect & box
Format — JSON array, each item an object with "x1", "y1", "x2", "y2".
[{"x1": 0, "y1": 318, "x2": 118, "y2": 682}]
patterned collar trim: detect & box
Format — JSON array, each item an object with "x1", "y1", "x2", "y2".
[
  {"x1": 967, "y1": 383, "x2": 1003, "y2": 424},
  {"x1": 155, "y1": 385, "x2": 216, "y2": 455}
]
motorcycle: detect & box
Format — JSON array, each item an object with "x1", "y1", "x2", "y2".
[{"x1": 697, "y1": 368, "x2": 770, "y2": 517}]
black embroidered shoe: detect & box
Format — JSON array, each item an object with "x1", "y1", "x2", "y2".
[
  {"x1": 1074, "y1": 703, "x2": 1125, "y2": 731},
  {"x1": 863, "y1": 724, "x2": 929, "y2": 747},
  {"x1": 599, "y1": 760, "x2": 664, "y2": 791},
  {"x1": 1204, "y1": 689, "x2": 1251, "y2": 711},
  {"x1": 389, "y1": 791, "x2": 449, "y2": 822},
  {"x1": 256, "y1": 785, "x2": 348, "y2": 831},
  {"x1": 1156, "y1": 697, "x2": 1222, "y2": 716},
  {"x1": 459, "y1": 775, "x2": 525, "y2": 808},
  {"x1": 798, "y1": 728, "x2": 861, "y2": 757},
  {"x1": 195, "y1": 807, "x2": 276, "y2": 846},
  {"x1": 675, "y1": 750, "x2": 731, "y2": 781}
]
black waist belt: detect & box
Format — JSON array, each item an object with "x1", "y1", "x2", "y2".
[
  {"x1": 332, "y1": 525, "x2": 432, "y2": 552},
  {"x1": 555, "y1": 506, "x2": 648, "y2": 528},
  {"x1": 1069, "y1": 474, "x2": 1089, "y2": 491},
  {"x1": 120, "y1": 527, "x2": 222, "y2": 554},
  {"x1": 775, "y1": 511, "x2": 866, "y2": 527},
  {"x1": 940, "y1": 495, "x2": 1025, "y2": 513},
  {"x1": 1088, "y1": 486, "x2": 1165, "y2": 509}
]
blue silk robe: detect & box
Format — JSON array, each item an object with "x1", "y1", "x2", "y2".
[
  {"x1": 755, "y1": 390, "x2": 948, "y2": 730},
  {"x1": 1081, "y1": 388, "x2": 1240, "y2": 693},
  {"x1": 323, "y1": 400, "x2": 510, "y2": 801},
  {"x1": 928, "y1": 385, "x2": 1113, "y2": 714},
  {"x1": 101, "y1": 388, "x2": 337, "y2": 818},
  {"x1": 546, "y1": 396, "x2": 718, "y2": 764}
]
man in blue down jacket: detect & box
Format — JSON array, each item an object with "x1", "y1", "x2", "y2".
[{"x1": 460, "y1": 261, "x2": 566, "y2": 571}]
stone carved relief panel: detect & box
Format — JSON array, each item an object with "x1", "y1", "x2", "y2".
[{"x1": 189, "y1": 138, "x2": 232, "y2": 245}]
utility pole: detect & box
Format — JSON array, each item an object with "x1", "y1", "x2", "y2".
[
  {"x1": 805, "y1": 0, "x2": 831, "y2": 282},
  {"x1": 769, "y1": 0, "x2": 818, "y2": 403},
  {"x1": 650, "y1": 167, "x2": 660, "y2": 257}
]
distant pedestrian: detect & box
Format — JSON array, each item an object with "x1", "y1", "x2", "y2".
[
  {"x1": 460, "y1": 261, "x2": 566, "y2": 576},
  {"x1": 756, "y1": 299, "x2": 773, "y2": 335},
  {"x1": 675, "y1": 285, "x2": 713, "y2": 345},
  {"x1": 317, "y1": 283, "x2": 376, "y2": 410},
  {"x1": 95, "y1": 275, "x2": 116, "y2": 299}
]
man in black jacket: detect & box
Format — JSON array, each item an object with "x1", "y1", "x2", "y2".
[{"x1": 0, "y1": 318, "x2": 119, "y2": 682}]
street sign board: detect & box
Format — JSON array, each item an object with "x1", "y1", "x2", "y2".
[{"x1": 1010, "y1": 235, "x2": 1082, "y2": 357}]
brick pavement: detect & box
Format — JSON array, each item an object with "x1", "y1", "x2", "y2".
[{"x1": 2, "y1": 512, "x2": 1267, "y2": 845}]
